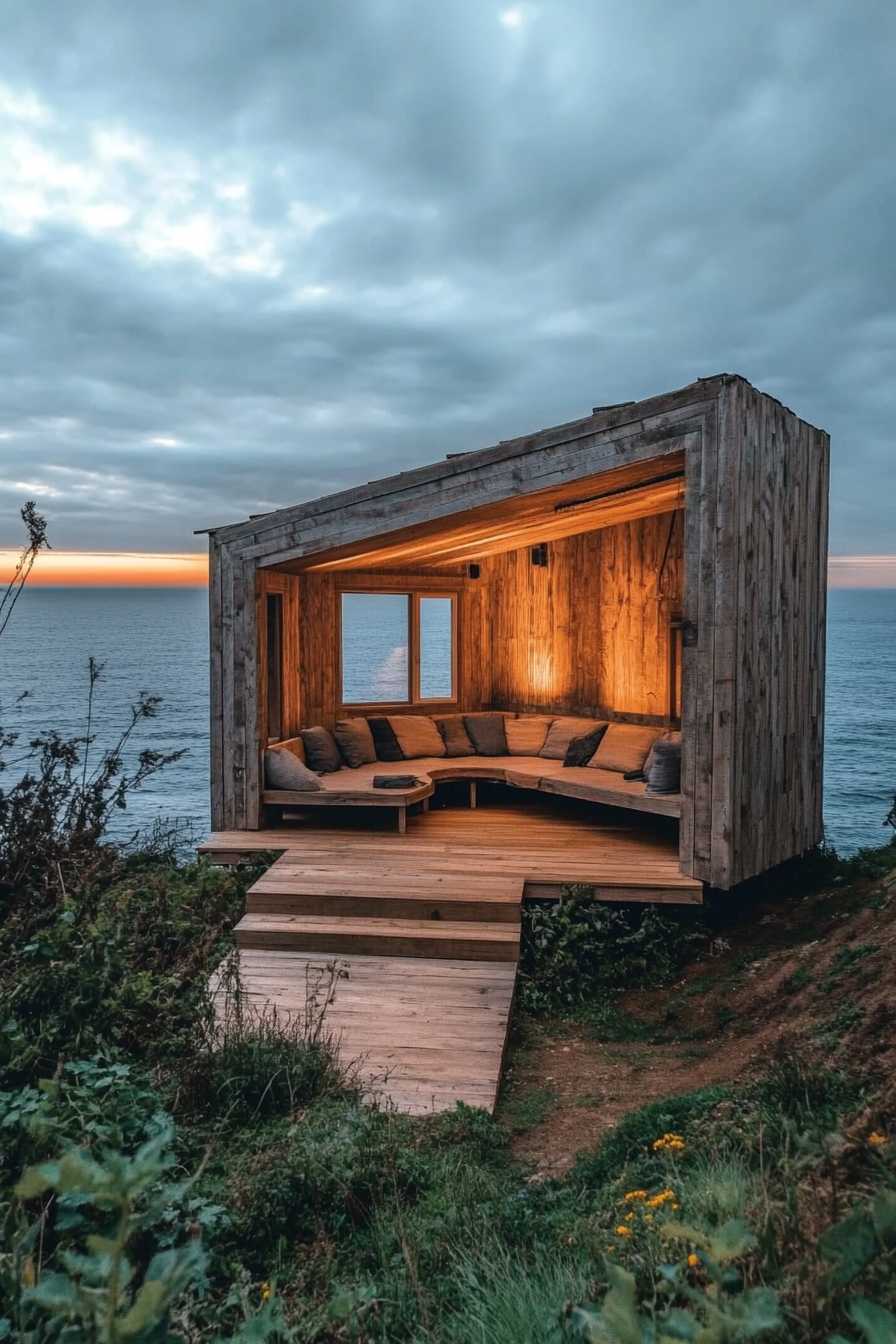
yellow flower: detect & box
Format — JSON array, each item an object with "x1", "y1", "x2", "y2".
[
  {"x1": 625, "y1": 1211, "x2": 635, "y2": 1221},
  {"x1": 616, "y1": 1225, "x2": 632, "y2": 1238},
  {"x1": 624, "y1": 1189, "x2": 647, "y2": 1202},
  {"x1": 261, "y1": 1283, "x2": 270, "y2": 1303},
  {"x1": 645, "y1": 1214, "x2": 654, "y2": 1222},
  {"x1": 869, "y1": 1132, "x2": 887, "y2": 1146},
  {"x1": 672, "y1": 1204, "x2": 680, "y2": 1210},
  {"x1": 687, "y1": 1253, "x2": 700, "y2": 1268},
  {"x1": 653, "y1": 1132, "x2": 686, "y2": 1154}
]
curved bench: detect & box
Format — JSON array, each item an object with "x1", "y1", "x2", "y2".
[{"x1": 263, "y1": 754, "x2": 681, "y2": 832}]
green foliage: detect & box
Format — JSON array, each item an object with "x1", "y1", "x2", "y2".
[
  {"x1": 500, "y1": 1085, "x2": 558, "y2": 1134},
  {"x1": 573, "y1": 1086, "x2": 730, "y2": 1188},
  {"x1": 517, "y1": 886, "x2": 705, "y2": 1015}
]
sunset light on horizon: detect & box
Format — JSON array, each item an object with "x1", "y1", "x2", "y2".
[
  {"x1": 0, "y1": 550, "x2": 209, "y2": 586},
  {"x1": 2, "y1": 550, "x2": 895, "y2": 588}
]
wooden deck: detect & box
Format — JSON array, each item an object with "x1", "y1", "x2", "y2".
[{"x1": 201, "y1": 797, "x2": 700, "y2": 1114}]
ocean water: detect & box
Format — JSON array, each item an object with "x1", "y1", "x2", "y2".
[{"x1": 0, "y1": 586, "x2": 893, "y2": 856}]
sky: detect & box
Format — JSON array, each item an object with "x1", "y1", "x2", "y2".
[{"x1": 1, "y1": 0, "x2": 894, "y2": 581}]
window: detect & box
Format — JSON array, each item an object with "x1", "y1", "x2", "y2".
[{"x1": 340, "y1": 591, "x2": 456, "y2": 706}]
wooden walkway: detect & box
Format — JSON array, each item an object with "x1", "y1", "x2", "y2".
[{"x1": 201, "y1": 799, "x2": 701, "y2": 1114}]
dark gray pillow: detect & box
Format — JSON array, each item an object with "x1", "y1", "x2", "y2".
[
  {"x1": 463, "y1": 713, "x2": 509, "y2": 756},
  {"x1": 299, "y1": 726, "x2": 342, "y2": 773},
  {"x1": 335, "y1": 717, "x2": 377, "y2": 768},
  {"x1": 563, "y1": 724, "x2": 609, "y2": 767},
  {"x1": 433, "y1": 714, "x2": 476, "y2": 757},
  {"x1": 264, "y1": 747, "x2": 325, "y2": 792},
  {"x1": 646, "y1": 737, "x2": 681, "y2": 794},
  {"x1": 367, "y1": 716, "x2": 404, "y2": 762}
]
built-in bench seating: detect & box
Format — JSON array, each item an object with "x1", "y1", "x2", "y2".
[{"x1": 263, "y1": 713, "x2": 681, "y2": 833}]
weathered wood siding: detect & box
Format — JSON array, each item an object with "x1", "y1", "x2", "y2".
[{"x1": 722, "y1": 380, "x2": 829, "y2": 885}]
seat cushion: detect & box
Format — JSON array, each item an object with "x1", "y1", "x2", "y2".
[
  {"x1": 588, "y1": 722, "x2": 663, "y2": 774},
  {"x1": 367, "y1": 716, "x2": 404, "y2": 762},
  {"x1": 464, "y1": 713, "x2": 510, "y2": 756},
  {"x1": 433, "y1": 713, "x2": 476, "y2": 757},
  {"x1": 264, "y1": 746, "x2": 325, "y2": 791},
  {"x1": 505, "y1": 715, "x2": 554, "y2": 756},
  {"x1": 299, "y1": 726, "x2": 343, "y2": 773},
  {"x1": 389, "y1": 715, "x2": 447, "y2": 759},
  {"x1": 335, "y1": 717, "x2": 377, "y2": 768},
  {"x1": 540, "y1": 716, "x2": 606, "y2": 760}
]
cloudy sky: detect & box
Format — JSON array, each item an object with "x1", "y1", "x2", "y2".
[{"x1": 1, "y1": 0, "x2": 894, "y2": 557}]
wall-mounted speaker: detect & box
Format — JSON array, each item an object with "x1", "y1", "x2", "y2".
[
  {"x1": 466, "y1": 563, "x2": 480, "y2": 579},
  {"x1": 530, "y1": 543, "x2": 548, "y2": 568}
]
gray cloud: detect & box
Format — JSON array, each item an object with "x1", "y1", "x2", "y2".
[{"x1": 0, "y1": 0, "x2": 894, "y2": 552}]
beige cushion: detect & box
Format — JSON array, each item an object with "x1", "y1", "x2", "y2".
[
  {"x1": 505, "y1": 715, "x2": 554, "y2": 756},
  {"x1": 588, "y1": 722, "x2": 663, "y2": 773},
  {"x1": 389, "y1": 715, "x2": 447, "y2": 759},
  {"x1": 539, "y1": 716, "x2": 606, "y2": 760}
]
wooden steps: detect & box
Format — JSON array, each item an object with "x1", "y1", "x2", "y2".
[
  {"x1": 209, "y1": 802, "x2": 702, "y2": 1114},
  {"x1": 215, "y1": 950, "x2": 518, "y2": 1114},
  {"x1": 234, "y1": 912, "x2": 521, "y2": 960}
]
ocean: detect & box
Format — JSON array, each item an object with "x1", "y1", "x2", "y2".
[{"x1": 0, "y1": 585, "x2": 893, "y2": 856}]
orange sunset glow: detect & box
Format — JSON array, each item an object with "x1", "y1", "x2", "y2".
[{"x1": 0, "y1": 551, "x2": 209, "y2": 587}]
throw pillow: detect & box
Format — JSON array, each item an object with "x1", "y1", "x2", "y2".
[
  {"x1": 540, "y1": 716, "x2": 606, "y2": 760},
  {"x1": 563, "y1": 723, "x2": 610, "y2": 767},
  {"x1": 335, "y1": 717, "x2": 377, "y2": 768},
  {"x1": 505, "y1": 715, "x2": 554, "y2": 756},
  {"x1": 464, "y1": 713, "x2": 510, "y2": 756},
  {"x1": 275, "y1": 737, "x2": 307, "y2": 764},
  {"x1": 298, "y1": 725, "x2": 343, "y2": 773},
  {"x1": 367, "y1": 716, "x2": 404, "y2": 762},
  {"x1": 646, "y1": 735, "x2": 682, "y2": 795},
  {"x1": 588, "y1": 722, "x2": 663, "y2": 774},
  {"x1": 433, "y1": 714, "x2": 476, "y2": 757},
  {"x1": 389, "y1": 715, "x2": 447, "y2": 759},
  {"x1": 264, "y1": 747, "x2": 325, "y2": 792}
]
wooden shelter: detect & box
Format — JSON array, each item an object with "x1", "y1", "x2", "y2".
[{"x1": 204, "y1": 374, "x2": 829, "y2": 893}]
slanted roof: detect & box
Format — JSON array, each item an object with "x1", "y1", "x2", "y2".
[{"x1": 202, "y1": 374, "x2": 739, "y2": 569}]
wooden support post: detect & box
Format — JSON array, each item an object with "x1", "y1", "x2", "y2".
[
  {"x1": 469, "y1": 780, "x2": 477, "y2": 810},
  {"x1": 422, "y1": 796, "x2": 430, "y2": 813},
  {"x1": 397, "y1": 806, "x2": 407, "y2": 835}
]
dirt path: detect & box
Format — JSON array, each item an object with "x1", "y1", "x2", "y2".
[{"x1": 499, "y1": 864, "x2": 896, "y2": 1176}]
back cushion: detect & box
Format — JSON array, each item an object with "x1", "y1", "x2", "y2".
[
  {"x1": 299, "y1": 726, "x2": 343, "y2": 773},
  {"x1": 646, "y1": 735, "x2": 682, "y2": 795},
  {"x1": 464, "y1": 713, "x2": 510, "y2": 756},
  {"x1": 275, "y1": 737, "x2": 307, "y2": 765},
  {"x1": 335, "y1": 717, "x2": 377, "y2": 768},
  {"x1": 588, "y1": 722, "x2": 663, "y2": 774},
  {"x1": 367, "y1": 716, "x2": 404, "y2": 762},
  {"x1": 433, "y1": 714, "x2": 476, "y2": 757},
  {"x1": 264, "y1": 747, "x2": 324, "y2": 791},
  {"x1": 388, "y1": 715, "x2": 447, "y2": 760},
  {"x1": 505, "y1": 715, "x2": 554, "y2": 756},
  {"x1": 540, "y1": 716, "x2": 606, "y2": 760}
]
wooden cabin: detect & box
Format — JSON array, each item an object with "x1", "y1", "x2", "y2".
[{"x1": 203, "y1": 374, "x2": 829, "y2": 893}]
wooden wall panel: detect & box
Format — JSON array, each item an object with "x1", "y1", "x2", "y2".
[{"x1": 482, "y1": 512, "x2": 683, "y2": 720}]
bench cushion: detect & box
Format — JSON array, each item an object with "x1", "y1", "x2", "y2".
[
  {"x1": 505, "y1": 715, "x2": 554, "y2": 756},
  {"x1": 433, "y1": 713, "x2": 476, "y2": 757},
  {"x1": 299, "y1": 725, "x2": 342, "y2": 773},
  {"x1": 264, "y1": 746, "x2": 324, "y2": 791},
  {"x1": 390, "y1": 715, "x2": 447, "y2": 760},
  {"x1": 588, "y1": 722, "x2": 663, "y2": 774},
  {"x1": 464, "y1": 713, "x2": 510, "y2": 756},
  {"x1": 335, "y1": 717, "x2": 377, "y2": 767}
]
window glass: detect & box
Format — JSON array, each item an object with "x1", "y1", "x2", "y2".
[
  {"x1": 341, "y1": 593, "x2": 409, "y2": 704},
  {"x1": 419, "y1": 597, "x2": 454, "y2": 700}
]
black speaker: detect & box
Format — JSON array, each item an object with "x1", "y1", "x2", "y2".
[
  {"x1": 531, "y1": 543, "x2": 548, "y2": 567},
  {"x1": 467, "y1": 563, "x2": 480, "y2": 579}
]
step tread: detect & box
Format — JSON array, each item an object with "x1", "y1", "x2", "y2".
[{"x1": 235, "y1": 913, "x2": 520, "y2": 941}]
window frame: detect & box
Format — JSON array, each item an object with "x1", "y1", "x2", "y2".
[{"x1": 337, "y1": 586, "x2": 460, "y2": 713}]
